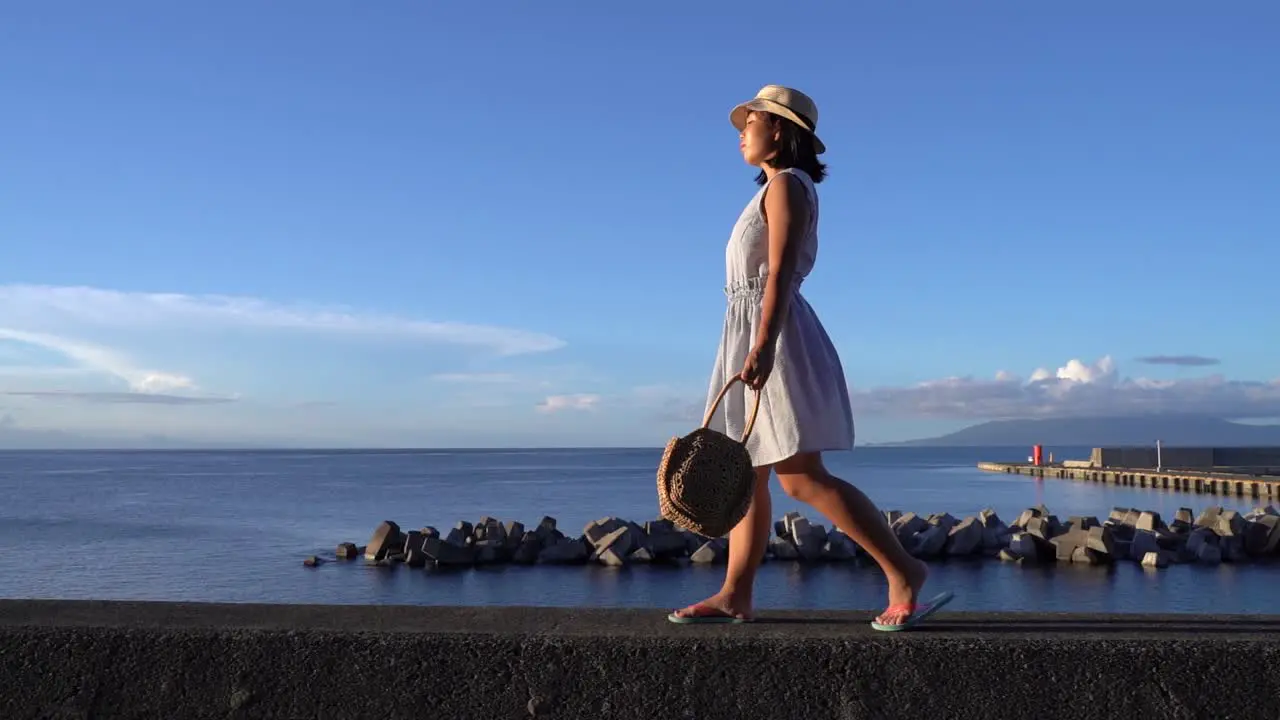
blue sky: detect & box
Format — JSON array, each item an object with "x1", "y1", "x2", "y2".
[{"x1": 1, "y1": 1, "x2": 1278, "y2": 448}]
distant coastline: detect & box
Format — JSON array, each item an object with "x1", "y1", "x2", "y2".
[
  {"x1": 4, "y1": 413, "x2": 1279, "y2": 451},
  {"x1": 873, "y1": 415, "x2": 1280, "y2": 448},
  {"x1": 0, "y1": 444, "x2": 1051, "y2": 453}
]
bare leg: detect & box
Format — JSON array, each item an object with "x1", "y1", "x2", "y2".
[
  {"x1": 774, "y1": 452, "x2": 928, "y2": 626},
  {"x1": 671, "y1": 465, "x2": 772, "y2": 620}
]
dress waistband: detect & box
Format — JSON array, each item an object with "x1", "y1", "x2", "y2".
[{"x1": 724, "y1": 275, "x2": 803, "y2": 300}]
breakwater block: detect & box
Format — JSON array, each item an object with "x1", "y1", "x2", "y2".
[
  {"x1": 3, "y1": 600, "x2": 1280, "y2": 719},
  {"x1": 330, "y1": 503, "x2": 1280, "y2": 573}
]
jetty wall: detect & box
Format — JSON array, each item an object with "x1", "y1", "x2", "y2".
[
  {"x1": 4, "y1": 600, "x2": 1280, "y2": 720},
  {"x1": 1089, "y1": 445, "x2": 1280, "y2": 472},
  {"x1": 978, "y1": 461, "x2": 1280, "y2": 499}
]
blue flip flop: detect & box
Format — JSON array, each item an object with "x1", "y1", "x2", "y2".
[
  {"x1": 667, "y1": 605, "x2": 752, "y2": 624},
  {"x1": 870, "y1": 590, "x2": 955, "y2": 632}
]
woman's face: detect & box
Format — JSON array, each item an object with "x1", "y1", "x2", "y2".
[{"x1": 739, "y1": 111, "x2": 778, "y2": 166}]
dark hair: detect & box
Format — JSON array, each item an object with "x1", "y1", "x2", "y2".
[{"x1": 752, "y1": 111, "x2": 828, "y2": 185}]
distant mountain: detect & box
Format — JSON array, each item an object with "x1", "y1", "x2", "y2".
[{"x1": 884, "y1": 415, "x2": 1280, "y2": 448}]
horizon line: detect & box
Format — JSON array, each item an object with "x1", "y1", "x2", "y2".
[{"x1": 0, "y1": 443, "x2": 1099, "y2": 453}]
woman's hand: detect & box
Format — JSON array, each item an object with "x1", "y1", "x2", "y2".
[{"x1": 739, "y1": 343, "x2": 776, "y2": 390}]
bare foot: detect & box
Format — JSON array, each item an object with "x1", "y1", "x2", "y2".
[
  {"x1": 671, "y1": 590, "x2": 753, "y2": 621},
  {"x1": 874, "y1": 559, "x2": 929, "y2": 626}
]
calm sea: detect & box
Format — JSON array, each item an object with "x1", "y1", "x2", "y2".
[{"x1": 1, "y1": 446, "x2": 1271, "y2": 614}]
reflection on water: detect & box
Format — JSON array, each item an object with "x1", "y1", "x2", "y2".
[{"x1": 0, "y1": 447, "x2": 1273, "y2": 614}]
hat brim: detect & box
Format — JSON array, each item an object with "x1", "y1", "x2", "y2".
[{"x1": 730, "y1": 98, "x2": 826, "y2": 154}]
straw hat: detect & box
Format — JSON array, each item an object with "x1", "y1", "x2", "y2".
[{"x1": 730, "y1": 84, "x2": 826, "y2": 154}]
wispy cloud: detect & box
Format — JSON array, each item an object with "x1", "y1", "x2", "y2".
[
  {"x1": 0, "y1": 284, "x2": 565, "y2": 356},
  {"x1": 628, "y1": 383, "x2": 705, "y2": 424},
  {"x1": 3, "y1": 391, "x2": 236, "y2": 406},
  {"x1": 289, "y1": 400, "x2": 339, "y2": 410},
  {"x1": 526, "y1": 384, "x2": 706, "y2": 423},
  {"x1": 854, "y1": 355, "x2": 1280, "y2": 420},
  {"x1": 430, "y1": 372, "x2": 518, "y2": 383},
  {"x1": 536, "y1": 394, "x2": 601, "y2": 413},
  {"x1": 0, "y1": 366, "x2": 96, "y2": 379},
  {"x1": 0, "y1": 328, "x2": 196, "y2": 394},
  {"x1": 1136, "y1": 354, "x2": 1221, "y2": 367}
]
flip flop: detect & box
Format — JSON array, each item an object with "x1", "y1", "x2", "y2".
[
  {"x1": 667, "y1": 604, "x2": 752, "y2": 625},
  {"x1": 870, "y1": 590, "x2": 955, "y2": 632}
]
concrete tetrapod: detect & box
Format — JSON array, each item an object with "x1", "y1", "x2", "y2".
[{"x1": 317, "y1": 503, "x2": 1280, "y2": 571}]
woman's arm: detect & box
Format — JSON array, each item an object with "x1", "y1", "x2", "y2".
[{"x1": 754, "y1": 173, "x2": 811, "y2": 353}]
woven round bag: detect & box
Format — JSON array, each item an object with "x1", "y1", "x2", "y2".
[{"x1": 656, "y1": 377, "x2": 762, "y2": 538}]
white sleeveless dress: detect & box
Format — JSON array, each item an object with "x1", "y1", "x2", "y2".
[{"x1": 702, "y1": 168, "x2": 855, "y2": 467}]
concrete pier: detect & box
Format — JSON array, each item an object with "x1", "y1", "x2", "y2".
[
  {"x1": 4, "y1": 600, "x2": 1280, "y2": 719},
  {"x1": 978, "y1": 461, "x2": 1280, "y2": 499}
]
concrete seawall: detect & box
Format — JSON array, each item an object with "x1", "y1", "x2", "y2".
[{"x1": 4, "y1": 600, "x2": 1280, "y2": 719}]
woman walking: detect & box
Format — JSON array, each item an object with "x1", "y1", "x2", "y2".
[{"x1": 669, "y1": 85, "x2": 952, "y2": 631}]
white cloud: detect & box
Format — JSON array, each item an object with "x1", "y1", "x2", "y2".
[
  {"x1": 535, "y1": 394, "x2": 601, "y2": 413},
  {"x1": 0, "y1": 328, "x2": 196, "y2": 394},
  {"x1": 1050, "y1": 356, "x2": 1116, "y2": 384},
  {"x1": 854, "y1": 355, "x2": 1280, "y2": 420},
  {"x1": 0, "y1": 284, "x2": 565, "y2": 356}
]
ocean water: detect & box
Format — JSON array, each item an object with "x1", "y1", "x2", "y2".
[{"x1": 0, "y1": 446, "x2": 1272, "y2": 615}]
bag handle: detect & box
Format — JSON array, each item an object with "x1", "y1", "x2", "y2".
[{"x1": 701, "y1": 376, "x2": 762, "y2": 444}]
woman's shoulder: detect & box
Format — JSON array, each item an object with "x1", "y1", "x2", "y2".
[
  {"x1": 781, "y1": 167, "x2": 816, "y2": 187},
  {"x1": 770, "y1": 168, "x2": 818, "y2": 205},
  {"x1": 759, "y1": 167, "x2": 812, "y2": 189},
  {"x1": 763, "y1": 167, "x2": 815, "y2": 195},
  {"x1": 757, "y1": 167, "x2": 818, "y2": 224}
]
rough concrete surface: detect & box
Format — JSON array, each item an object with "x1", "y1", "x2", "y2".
[{"x1": 4, "y1": 600, "x2": 1280, "y2": 720}]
